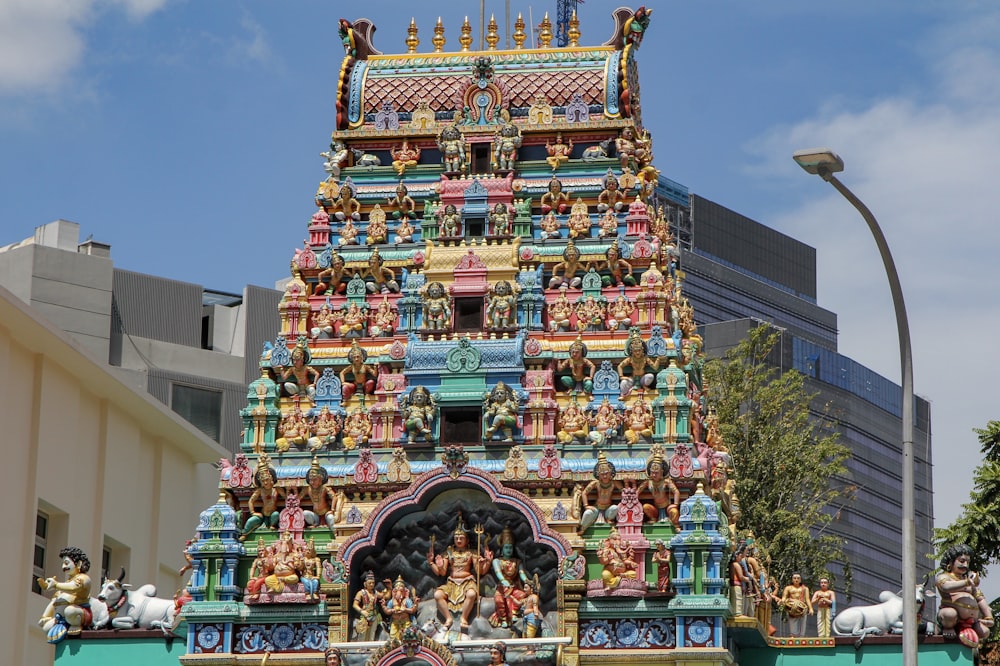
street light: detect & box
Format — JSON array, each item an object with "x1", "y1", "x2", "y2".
[{"x1": 793, "y1": 148, "x2": 916, "y2": 666}]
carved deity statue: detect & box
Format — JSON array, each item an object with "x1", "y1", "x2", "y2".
[
  {"x1": 600, "y1": 240, "x2": 635, "y2": 287},
  {"x1": 598, "y1": 169, "x2": 627, "y2": 213},
  {"x1": 36, "y1": 547, "x2": 93, "y2": 642},
  {"x1": 363, "y1": 247, "x2": 400, "y2": 293},
  {"x1": 486, "y1": 280, "x2": 519, "y2": 329},
  {"x1": 439, "y1": 203, "x2": 462, "y2": 238},
  {"x1": 598, "y1": 527, "x2": 637, "y2": 590},
  {"x1": 489, "y1": 202, "x2": 512, "y2": 236},
  {"x1": 640, "y1": 451, "x2": 679, "y2": 528},
  {"x1": 437, "y1": 124, "x2": 467, "y2": 173},
  {"x1": 567, "y1": 198, "x2": 592, "y2": 240},
  {"x1": 618, "y1": 329, "x2": 659, "y2": 397},
  {"x1": 428, "y1": 514, "x2": 492, "y2": 631},
  {"x1": 386, "y1": 182, "x2": 417, "y2": 220},
  {"x1": 578, "y1": 452, "x2": 622, "y2": 533},
  {"x1": 545, "y1": 132, "x2": 573, "y2": 171},
  {"x1": 402, "y1": 386, "x2": 437, "y2": 445},
  {"x1": 557, "y1": 402, "x2": 589, "y2": 444},
  {"x1": 493, "y1": 110, "x2": 522, "y2": 171},
  {"x1": 540, "y1": 176, "x2": 570, "y2": 215},
  {"x1": 484, "y1": 382, "x2": 519, "y2": 442},
  {"x1": 539, "y1": 211, "x2": 561, "y2": 240},
  {"x1": 937, "y1": 544, "x2": 994, "y2": 647},
  {"x1": 342, "y1": 408, "x2": 372, "y2": 450},
  {"x1": 557, "y1": 336, "x2": 595, "y2": 393},
  {"x1": 390, "y1": 140, "x2": 421, "y2": 176},
  {"x1": 422, "y1": 281, "x2": 452, "y2": 331},
  {"x1": 548, "y1": 241, "x2": 587, "y2": 290},
  {"x1": 547, "y1": 286, "x2": 574, "y2": 332}
]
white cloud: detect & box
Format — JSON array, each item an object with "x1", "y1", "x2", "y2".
[
  {"x1": 230, "y1": 15, "x2": 272, "y2": 65},
  {"x1": 745, "y1": 8, "x2": 1000, "y2": 546},
  {"x1": 0, "y1": 0, "x2": 167, "y2": 95}
]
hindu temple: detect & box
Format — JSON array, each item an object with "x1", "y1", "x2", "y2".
[{"x1": 47, "y1": 7, "x2": 979, "y2": 666}]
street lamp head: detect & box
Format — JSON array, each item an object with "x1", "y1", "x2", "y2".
[{"x1": 792, "y1": 148, "x2": 844, "y2": 181}]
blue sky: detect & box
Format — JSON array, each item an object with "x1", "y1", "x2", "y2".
[{"x1": 4, "y1": 1, "x2": 1000, "y2": 594}]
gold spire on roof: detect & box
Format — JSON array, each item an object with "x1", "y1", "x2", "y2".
[
  {"x1": 538, "y1": 12, "x2": 553, "y2": 48},
  {"x1": 432, "y1": 17, "x2": 445, "y2": 53},
  {"x1": 486, "y1": 14, "x2": 499, "y2": 50},
  {"x1": 568, "y1": 10, "x2": 581, "y2": 47},
  {"x1": 512, "y1": 13, "x2": 526, "y2": 49},
  {"x1": 406, "y1": 17, "x2": 419, "y2": 53},
  {"x1": 459, "y1": 16, "x2": 473, "y2": 52}
]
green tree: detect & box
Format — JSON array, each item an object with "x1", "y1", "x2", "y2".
[
  {"x1": 934, "y1": 420, "x2": 1000, "y2": 587},
  {"x1": 704, "y1": 324, "x2": 853, "y2": 594}
]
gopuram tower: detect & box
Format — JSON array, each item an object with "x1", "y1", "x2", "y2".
[{"x1": 179, "y1": 7, "x2": 742, "y2": 666}]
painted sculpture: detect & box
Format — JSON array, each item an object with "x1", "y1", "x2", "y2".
[
  {"x1": 37, "y1": 547, "x2": 94, "y2": 643},
  {"x1": 936, "y1": 544, "x2": 994, "y2": 647}
]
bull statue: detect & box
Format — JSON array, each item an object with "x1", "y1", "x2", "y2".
[
  {"x1": 833, "y1": 581, "x2": 935, "y2": 646},
  {"x1": 97, "y1": 568, "x2": 178, "y2": 634}
]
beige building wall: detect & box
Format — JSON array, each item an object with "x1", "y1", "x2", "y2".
[{"x1": 0, "y1": 286, "x2": 228, "y2": 666}]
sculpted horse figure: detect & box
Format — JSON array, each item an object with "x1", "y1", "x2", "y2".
[{"x1": 97, "y1": 568, "x2": 177, "y2": 634}]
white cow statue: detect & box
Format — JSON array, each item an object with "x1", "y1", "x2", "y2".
[
  {"x1": 833, "y1": 582, "x2": 934, "y2": 640},
  {"x1": 97, "y1": 568, "x2": 177, "y2": 634}
]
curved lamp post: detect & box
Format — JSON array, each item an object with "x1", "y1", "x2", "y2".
[{"x1": 792, "y1": 148, "x2": 915, "y2": 666}]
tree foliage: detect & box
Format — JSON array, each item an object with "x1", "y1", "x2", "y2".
[
  {"x1": 934, "y1": 420, "x2": 1000, "y2": 586},
  {"x1": 704, "y1": 325, "x2": 853, "y2": 594}
]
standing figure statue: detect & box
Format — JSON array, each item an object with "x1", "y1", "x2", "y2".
[
  {"x1": 437, "y1": 124, "x2": 467, "y2": 174},
  {"x1": 489, "y1": 202, "x2": 512, "y2": 236},
  {"x1": 484, "y1": 382, "x2": 520, "y2": 442},
  {"x1": 439, "y1": 204, "x2": 462, "y2": 238},
  {"x1": 402, "y1": 386, "x2": 437, "y2": 445},
  {"x1": 937, "y1": 543, "x2": 994, "y2": 648},
  {"x1": 493, "y1": 111, "x2": 522, "y2": 171},
  {"x1": 352, "y1": 571, "x2": 384, "y2": 641},
  {"x1": 384, "y1": 576, "x2": 417, "y2": 640},
  {"x1": 811, "y1": 577, "x2": 836, "y2": 638},
  {"x1": 779, "y1": 573, "x2": 813, "y2": 637},
  {"x1": 490, "y1": 527, "x2": 530, "y2": 630},
  {"x1": 421, "y1": 281, "x2": 452, "y2": 331},
  {"x1": 578, "y1": 452, "x2": 622, "y2": 533},
  {"x1": 428, "y1": 514, "x2": 492, "y2": 632},
  {"x1": 652, "y1": 540, "x2": 672, "y2": 592},
  {"x1": 37, "y1": 547, "x2": 93, "y2": 643},
  {"x1": 486, "y1": 280, "x2": 519, "y2": 329}
]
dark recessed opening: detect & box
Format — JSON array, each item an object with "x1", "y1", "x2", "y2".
[
  {"x1": 465, "y1": 217, "x2": 485, "y2": 238},
  {"x1": 441, "y1": 407, "x2": 482, "y2": 444},
  {"x1": 454, "y1": 297, "x2": 483, "y2": 332},
  {"x1": 472, "y1": 144, "x2": 491, "y2": 174}
]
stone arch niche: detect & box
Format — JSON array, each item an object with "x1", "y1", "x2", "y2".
[{"x1": 339, "y1": 466, "x2": 572, "y2": 631}]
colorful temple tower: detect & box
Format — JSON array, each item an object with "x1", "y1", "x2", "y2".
[{"x1": 177, "y1": 7, "x2": 741, "y2": 665}]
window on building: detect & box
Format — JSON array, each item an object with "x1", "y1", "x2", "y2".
[
  {"x1": 453, "y1": 298, "x2": 484, "y2": 333},
  {"x1": 31, "y1": 511, "x2": 48, "y2": 594},
  {"x1": 171, "y1": 383, "x2": 223, "y2": 442},
  {"x1": 465, "y1": 217, "x2": 485, "y2": 239},
  {"x1": 441, "y1": 407, "x2": 482, "y2": 444},
  {"x1": 471, "y1": 143, "x2": 491, "y2": 174},
  {"x1": 102, "y1": 547, "x2": 112, "y2": 581}
]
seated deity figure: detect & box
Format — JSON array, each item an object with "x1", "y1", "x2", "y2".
[
  {"x1": 242, "y1": 455, "x2": 284, "y2": 541},
  {"x1": 598, "y1": 209, "x2": 619, "y2": 238},
  {"x1": 278, "y1": 341, "x2": 319, "y2": 400},
  {"x1": 366, "y1": 205, "x2": 389, "y2": 245},
  {"x1": 589, "y1": 398, "x2": 622, "y2": 445},
  {"x1": 556, "y1": 336, "x2": 595, "y2": 394},
  {"x1": 557, "y1": 402, "x2": 589, "y2": 444},
  {"x1": 607, "y1": 294, "x2": 635, "y2": 330},
  {"x1": 624, "y1": 397, "x2": 654, "y2": 445},
  {"x1": 567, "y1": 198, "x2": 592, "y2": 240},
  {"x1": 362, "y1": 247, "x2": 400, "y2": 293},
  {"x1": 390, "y1": 140, "x2": 421, "y2": 176},
  {"x1": 297, "y1": 457, "x2": 344, "y2": 531},
  {"x1": 937, "y1": 544, "x2": 994, "y2": 648},
  {"x1": 395, "y1": 217, "x2": 415, "y2": 244},
  {"x1": 341, "y1": 408, "x2": 372, "y2": 450},
  {"x1": 490, "y1": 527, "x2": 530, "y2": 630},
  {"x1": 600, "y1": 240, "x2": 636, "y2": 287},
  {"x1": 276, "y1": 407, "x2": 310, "y2": 452},
  {"x1": 308, "y1": 406, "x2": 342, "y2": 451},
  {"x1": 337, "y1": 302, "x2": 367, "y2": 338},
  {"x1": 545, "y1": 132, "x2": 573, "y2": 171},
  {"x1": 547, "y1": 286, "x2": 574, "y2": 332},
  {"x1": 428, "y1": 514, "x2": 492, "y2": 631},
  {"x1": 548, "y1": 241, "x2": 587, "y2": 290},
  {"x1": 540, "y1": 176, "x2": 570, "y2": 214},
  {"x1": 618, "y1": 330, "x2": 659, "y2": 397},
  {"x1": 578, "y1": 452, "x2": 622, "y2": 534},
  {"x1": 575, "y1": 295, "x2": 605, "y2": 332},
  {"x1": 340, "y1": 341, "x2": 378, "y2": 401},
  {"x1": 597, "y1": 169, "x2": 627, "y2": 213},
  {"x1": 539, "y1": 211, "x2": 561, "y2": 240},
  {"x1": 36, "y1": 546, "x2": 93, "y2": 642},
  {"x1": 369, "y1": 296, "x2": 395, "y2": 337},
  {"x1": 639, "y1": 451, "x2": 680, "y2": 528},
  {"x1": 311, "y1": 302, "x2": 336, "y2": 338},
  {"x1": 386, "y1": 182, "x2": 417, "y2": 220},
  {"x1": 598, "y1": 527, "x2": 638, "y2": 590}
]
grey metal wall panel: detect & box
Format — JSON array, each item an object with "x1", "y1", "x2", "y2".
[
  {"x1": 112, "y1": 269, "x2": 202, "y2": 347},
  {"x1": 243, "y1": 285, "x2": 282, "y2": 386}
]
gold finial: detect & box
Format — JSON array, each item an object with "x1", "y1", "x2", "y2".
[
  {"x1": 432, "y1": 17, "x2": 446, "y2": 53},
  {"x1": 459, "y1": 16, "x2": 473, "y2": 52},
  {"x1": 486, "y1": 14, "x2": 499, "y2": 50},
  {"x1": 512, "y1": 13, "x2": 526, "y2": 49},
  {"x1": 568, "y1": 10, "x2": 581, "y2": 47},
  {"x1": 538, "y1": 13, "x2": 553, "y2": 48},
  {"x1": 406, "y1": 17, "x2": 419, "y2": 53}
]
